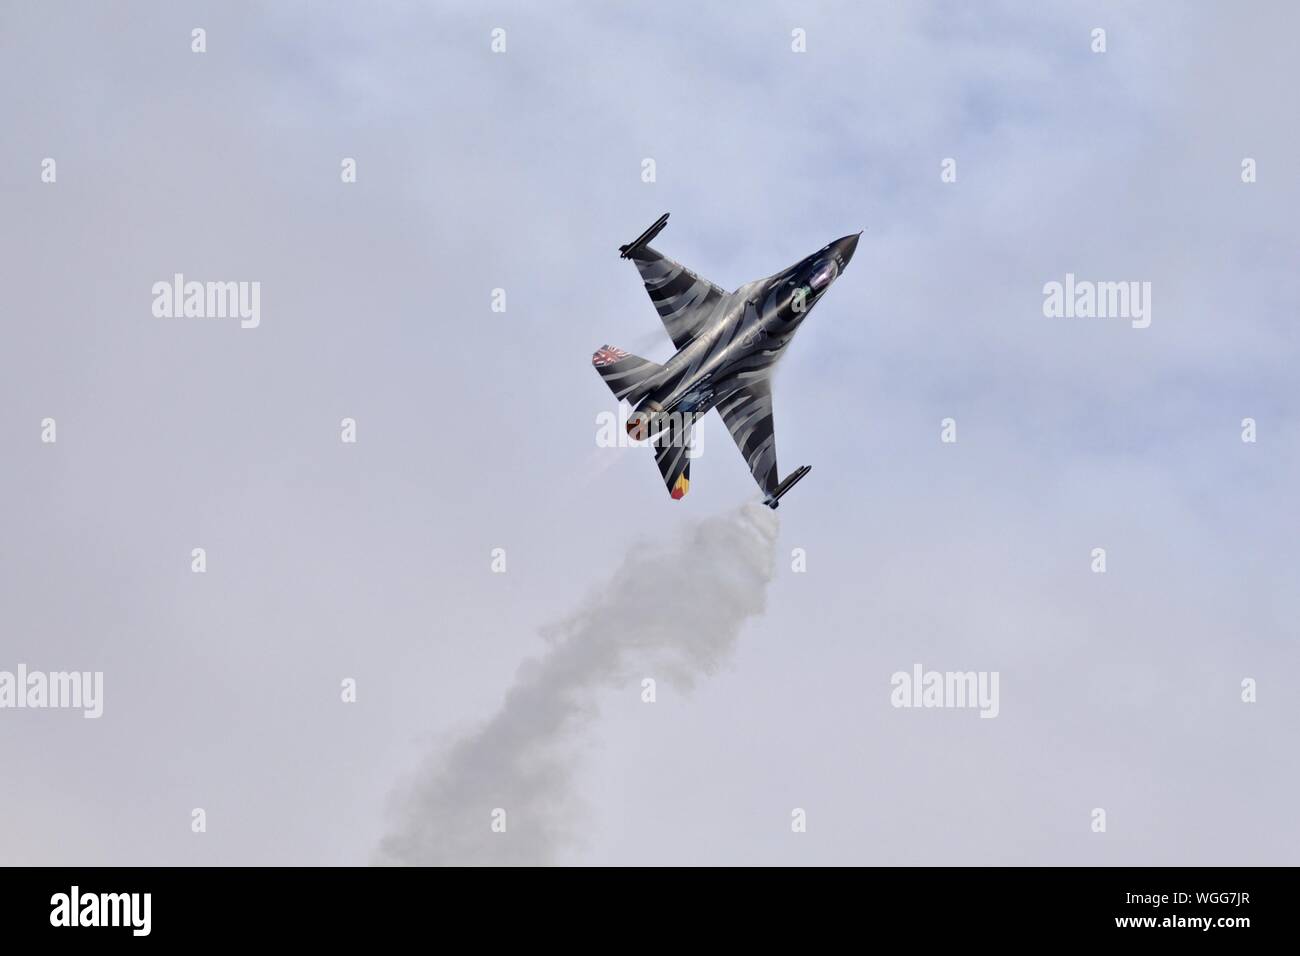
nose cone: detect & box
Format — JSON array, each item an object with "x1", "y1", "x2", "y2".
[{"x1": 834, "y1": 232, "x2": 861, "y2": 268}]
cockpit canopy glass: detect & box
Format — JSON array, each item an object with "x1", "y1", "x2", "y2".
[{"x1": 809, "y1": 259, "x2": 839, "y2": 291}]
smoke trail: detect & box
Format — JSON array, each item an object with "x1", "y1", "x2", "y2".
[{"x1": 376, "y1": 502, "x2": 779, "y2": 865}]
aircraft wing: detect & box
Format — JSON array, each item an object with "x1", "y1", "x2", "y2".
[
  {"x1": 716, "y1": 377, "x2": 779, "y2": 496},
  {"x1": 627, "y1": 247, "x2": 726, "y2": 349},
  {"x1": 620, "y1": 215, "x2": 726, "y2": 349}
]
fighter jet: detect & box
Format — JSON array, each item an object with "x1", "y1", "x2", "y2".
[{"x1": 593, "y1": 213, "x2": 858, "y2": 508}]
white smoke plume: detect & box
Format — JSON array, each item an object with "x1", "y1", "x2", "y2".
[{"x1": 376, "y1": 502, "x2": 779, "y2": 865}]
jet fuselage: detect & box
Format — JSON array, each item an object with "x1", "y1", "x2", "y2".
[{"x1": 631, "y1": 232, "x2": 860, "y2": 428}]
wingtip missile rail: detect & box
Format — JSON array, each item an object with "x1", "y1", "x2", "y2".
[
  {"x1": 762, "y1": 465, "x2": 812, "y2": 510},
  {"x1": 618, "y1": 212, "x2": 670, "y2": 258}
]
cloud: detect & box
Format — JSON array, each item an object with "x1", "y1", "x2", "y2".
[{"x1": 377, "y1": 503, "x2": 779, "y2": 865}]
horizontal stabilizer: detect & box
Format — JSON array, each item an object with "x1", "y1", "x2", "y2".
[{"x1": 592, "y1": 345, "x2": 663, "y2": 406}]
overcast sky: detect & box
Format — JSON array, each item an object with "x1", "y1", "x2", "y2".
[{"x1": 1, "y1": 0, "x2": 1296, "y2": 865}]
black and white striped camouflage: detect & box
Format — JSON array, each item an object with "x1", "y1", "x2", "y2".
[{"x1": 594, "y1": 214, "x2": 859, "y2": 506}]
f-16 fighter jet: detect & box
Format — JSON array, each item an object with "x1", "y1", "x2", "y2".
[{"x1": 593, "y1": 213, "x2": 858, "y2": 508}]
